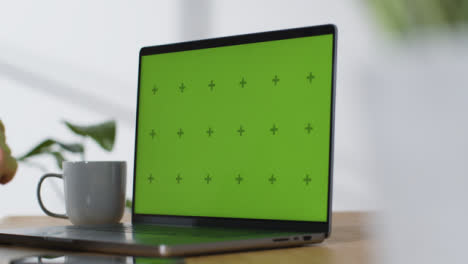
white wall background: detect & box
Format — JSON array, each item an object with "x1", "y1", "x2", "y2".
[{"x1": 0, "y1": 0, "x2": 381, "y2": 217}]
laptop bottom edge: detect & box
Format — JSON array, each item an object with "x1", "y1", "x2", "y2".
[{"x1": 0, "y1": 232, "x2": 325, "y2": 257}]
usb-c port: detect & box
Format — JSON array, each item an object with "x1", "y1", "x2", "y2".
[
  {"x1": 303, "y1": 235, "x2": 312, "y2": 241},
  {"x1": 273, "y1": 238, "x2": 289, "y2": 242}
]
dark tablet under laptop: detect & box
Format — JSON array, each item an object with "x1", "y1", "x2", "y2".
[{"x1": 0, "y1": 24, "x2": 337, "y2": 257}]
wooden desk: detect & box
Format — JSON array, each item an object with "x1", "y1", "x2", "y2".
[{"x1": 0, "y1": 212, "x2": 371, "y2": 264}]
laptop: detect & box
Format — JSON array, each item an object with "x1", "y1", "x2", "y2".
[{"x1": 0, "y1": 24, "x2": 337, "y2": 257}]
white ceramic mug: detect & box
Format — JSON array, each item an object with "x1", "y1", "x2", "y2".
[{"x1": 37, "y1": 161, "x2": 126, "y2": 225}]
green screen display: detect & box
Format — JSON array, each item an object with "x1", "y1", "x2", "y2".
[{"x1": 134, "y1": 33, "x2": 334, "y2": 222}]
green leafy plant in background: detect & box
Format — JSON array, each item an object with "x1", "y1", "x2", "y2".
[
  {"x1": 17, "y1": 120, "x2": 116, "y2": 170},
  {"x1": 1, "y1": 119, "x2": 134, "y2": 209},
  {"x1": 365, "y1": 0, "x2": 468, "y2": 35}
]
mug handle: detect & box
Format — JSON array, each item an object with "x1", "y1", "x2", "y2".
[{"x1": 37, "y1": 173, "x2": 68, "y2": 219}]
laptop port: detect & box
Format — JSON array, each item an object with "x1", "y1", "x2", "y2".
[
  {"x1": 303, "y1": 235, "x2": 312, "y2": 241},
  {"x1": 273, "y1": 238, "x2": 289, "y2": 242}
]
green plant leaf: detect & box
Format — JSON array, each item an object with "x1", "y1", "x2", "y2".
[
  {"x1": 16, "y1": 139, "x2": 68, "y2": 169},
  {"x1": 63, "y1": 120, "x2": 116, "y2": 151},
  {"x1": 17, "y1": 139, "x2": 84, "y2": 161},
  {"x1": 56, "y1": 142, "x2": 84, "y2": 153},
  {"x1": 17, "y1": 139, "x2": 55, "y2": 160},
  {"x1": 50, "y1": 151, "x2": 66, "y2": 169}
]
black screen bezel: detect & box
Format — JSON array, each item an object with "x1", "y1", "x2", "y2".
[{"x1": 132, "y1": 24, "x2": 337, "y2": 235}]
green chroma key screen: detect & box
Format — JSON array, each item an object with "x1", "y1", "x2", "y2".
[{"x1": 135, "y1": 33, "x2": 334, "y2": 222}]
